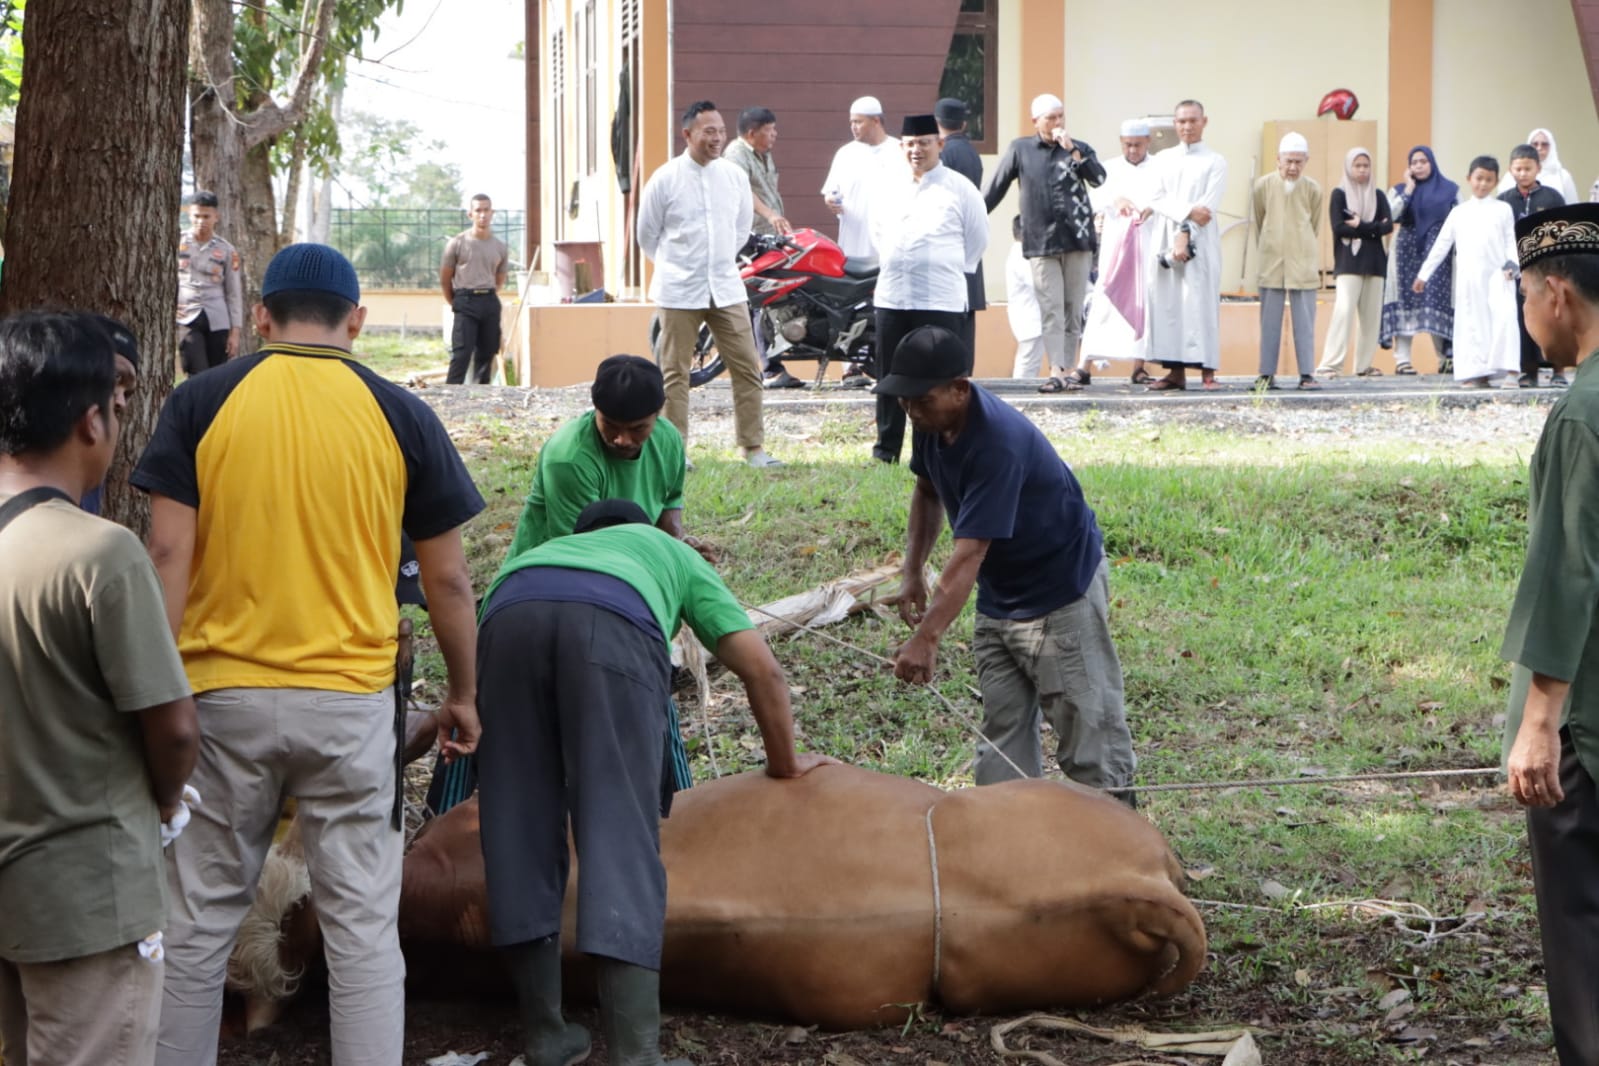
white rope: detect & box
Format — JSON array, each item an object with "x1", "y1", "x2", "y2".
[{"x1": 924, "y1": 805, "x2": 943, "y2": 991}]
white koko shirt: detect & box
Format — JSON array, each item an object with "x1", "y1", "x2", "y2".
[
  {"x1": 638, "y1": 150, "x2": 754, "y2": 310},
  {"x1": 869, "y1": 163, "x2": 989, "y2": 312}
]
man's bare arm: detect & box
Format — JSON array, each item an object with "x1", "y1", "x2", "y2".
[
  {"x1": 413, "y1": 527, "x2": 480, "y2": 759},
  {"x1": 146, "y1": 494, "x2": 197, "y2": 637},
  {"x1": 714, "y1": 629, "x2": 837, "y2": 779},
  {"x1": 138, "y1": 695, "x2": 199, "y2": 820}
]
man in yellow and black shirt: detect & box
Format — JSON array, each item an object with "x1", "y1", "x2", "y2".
[{"x1": 133, "y1": 243, "x2": 485, "y2": 1064}]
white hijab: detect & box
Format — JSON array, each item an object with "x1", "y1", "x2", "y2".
[{"x1": 1499, "y1": 128, "x2": 1581, "y2": 203}]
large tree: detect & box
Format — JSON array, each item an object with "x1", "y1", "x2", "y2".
[
  {"x1": 0, "y1": 0, "x2": 191, "y2": 536},
  {"x1": 188, "y1": 0, "x2": 398, "y2": 327}
]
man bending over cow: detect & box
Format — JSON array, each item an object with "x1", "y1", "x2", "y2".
[
  {"x1": 879, "y1": 326, "x2": 1137, "y2": 796},
  {"x1": 476, "y1": 500, "x2": 835, "y2": 1066}
]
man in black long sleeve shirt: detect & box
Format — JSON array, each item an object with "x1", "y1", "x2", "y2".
[
  {"x1": 1502, "y1": 144, "x2": 1569, "y2": 386},
  {"x1": 983, "y1": 93, "x2": 1105, "y2": 392},
  {"x1": 937, "y1": 97, "x2": 985, "y2": 356}
]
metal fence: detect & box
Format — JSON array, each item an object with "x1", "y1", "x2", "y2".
[{"x1": 329, "y1": 208, "x2": 525, "y2": 290}]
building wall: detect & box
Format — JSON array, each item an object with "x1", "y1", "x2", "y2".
[{"x1": 1432, "y1": 0, "x2": 1599, "y2": 202}]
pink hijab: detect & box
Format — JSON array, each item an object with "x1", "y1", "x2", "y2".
[{"x1": 1338, "y1": 147, "x2": 1377, "y2": 256}]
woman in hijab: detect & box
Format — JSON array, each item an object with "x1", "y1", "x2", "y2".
[
  {"x1": 1316, "y1": 148, "x2": 1393, "y2": 377},
  {"x1": 1497, "y1": 127, "x2": 1579, "y2": 204},
  {"x1": 1380, "y1": 145, "x2": 1458, "y2": 374}
]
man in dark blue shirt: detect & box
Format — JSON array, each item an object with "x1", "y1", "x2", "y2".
[{"x1": 878, "y1": 326, "x2": 1135, "y2": 794}]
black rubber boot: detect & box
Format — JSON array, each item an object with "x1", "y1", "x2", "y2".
[
  {"x1": 503, "y1": 937, "x2": 592, "y2": 1066},
  {"x1": 597, "y1": 959, "x2": 693, "y2": 1066}
]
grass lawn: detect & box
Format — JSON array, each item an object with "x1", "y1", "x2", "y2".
[
  {"x1": 410, "y1": 405, "x2": 1550, "y2": 1063},
  {"x1": 359, "y1": 331, "x2": 452, "y2": 380}
]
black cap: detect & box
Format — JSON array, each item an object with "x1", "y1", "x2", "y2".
[
  {"x1": 1518, "y1": 204, "x2": 1599, "y2": 271},
  {"x1": 872, "y1": 326, "x2": 970, "y2": 398},
  {"x1": 901, "y1": 114, "x2": 939, "y2": 138},
  {"x1": 591, "y1": 354, "x2": 665, "y2": 421},
  {"x1": 574, "y1": 498, "x2": 652, "y2": 534},
  {"x1": 87, "y1": 314, "x2": 141, "y2": 370},
  {"x1": 934, "y1": 98, "x2": 967, "y2": 127}
]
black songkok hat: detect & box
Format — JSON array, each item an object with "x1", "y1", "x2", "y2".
[
  {"x1": 1518, "y1": 204, "x2": 1599, "y2": 270},
  {"x1": 901, "y1": 114, "x2": 940, "y2": 138},
  {"x1": 591, "y1": 354, "x2": 665, "y2": 421},
  {"x1": 934, "y1": 98, "x2": 968, "y2": 127}
]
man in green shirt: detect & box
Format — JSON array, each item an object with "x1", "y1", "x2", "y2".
[
  {"x1": 431, "y1": 356, "x2": 706, "y2": 815},
  {"x1": 505, "y1": 354, "x2": 700, "y2": 558},
  {"x1": 0, "y1": 311, "x2": 198, "y2": 1065},
  {"x1": 1501, "y1": 202, "x2": 1599, "y2": 1066},
  {"x1": 476, "y1": 500, "x2": 834, "y2": 1066}
]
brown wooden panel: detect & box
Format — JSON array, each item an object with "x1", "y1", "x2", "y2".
[
  {"x1": 673, "y1": 0, "x2": 962, "y2": 234},
  {"x1": 1575, "y1": 0, "x2": 1599, "y2": 121}
]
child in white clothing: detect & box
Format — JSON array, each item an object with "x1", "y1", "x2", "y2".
[
  {"x1": 1005, "y1": 216, "x2": 1046, "y2": 378},
  {"x1": 1414, "y1": 156, "x2": 1520, "y2": 387}
]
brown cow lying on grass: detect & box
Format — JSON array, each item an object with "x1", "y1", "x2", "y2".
[{"x1": 229, "y1": 762, "x2": 1205, "y2": 1032}]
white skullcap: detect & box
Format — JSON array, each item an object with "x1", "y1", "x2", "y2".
[
  {"x1": 1278, "y1": 131, "x2": 1309, "y2": 156},
  {"x1": 849, "y1": 96, "x2": 883, "y2": 117},
  {"x1": 1119, "y1": 119, "x2": 1151, "y2": 138},
  {"x1": 1030, "y1": 93, "x2": 1064, "y2": 120}
]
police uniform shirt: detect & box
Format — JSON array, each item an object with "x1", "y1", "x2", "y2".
[
  {"x1": 177, "y1": 233, "x2": 244, "y2": 330},
  {"x1": 442, "y1": 232, "x2": 509, "y2": 293}
]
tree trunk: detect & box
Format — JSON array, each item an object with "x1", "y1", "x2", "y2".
[
  {"x1": 0, "y1": 0, "x2": 191, "y2": 538},
  {"x1": 280, "y1": 130, "x2": 305, "y2": 245},
  {"x1": 240, "y1": 138, "x2": 279, "y2": 316}
]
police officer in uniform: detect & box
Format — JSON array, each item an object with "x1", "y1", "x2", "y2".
[
  {"x1": 175, "y1": 190, "x2": 244, "y2": 376},
  {"x1": 440, "y1": 193, "x2": 510, "y2": 385}
]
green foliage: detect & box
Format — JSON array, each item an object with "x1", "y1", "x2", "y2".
[{"x1": 0, "y1": 0, "x2": 25, "y2": 114}]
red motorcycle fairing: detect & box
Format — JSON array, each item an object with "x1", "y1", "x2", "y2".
[
  {"x1": 744, "y1": 228, "x2": 848, "y2": 280},
  {"x1": 751, "y1": 273, "x2": 811, "y2": 304}
]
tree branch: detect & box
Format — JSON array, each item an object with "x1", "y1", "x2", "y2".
[{"x1": 241, "y1": 0, "x2": 335, "y2": 148}]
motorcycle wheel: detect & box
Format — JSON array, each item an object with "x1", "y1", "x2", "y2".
[{"x1": 648, "y1": 313, "x2": 725, "y2": 388}]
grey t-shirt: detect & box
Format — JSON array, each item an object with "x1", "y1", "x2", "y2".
[
  {"x1": 442, "y1": 231, "x2": 510, "y2": 293},
  {"x1": 0, "y1": 498, "x2": 192, "y2": 963}
]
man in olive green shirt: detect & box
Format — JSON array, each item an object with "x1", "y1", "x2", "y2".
[
  {"x1": 1501, "y1": 203, "x2": 1599, "y2": 1066},
  {"x1": 475, "y1": 500, "x2": 833, "y2": 1066},
  {"x1": 0, "y1": 311, "x2": 198, "y2": 1065}
]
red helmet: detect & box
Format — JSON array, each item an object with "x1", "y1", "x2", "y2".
[{"x1": 1317, "y1": 89, "x2": 1359, "y2": 120}]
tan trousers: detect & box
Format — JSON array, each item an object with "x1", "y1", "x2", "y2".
[
  {"x1": 156, "y1": 688, "x2": 404, "y2": 1066},
  {"x1": 1318, "y1": 274, "x2": 1384, "y2": 374},
  {"x1": 658, "y1": 303, "x2": 765, "y2": 450},
  {"x1": 1029, "y1": 251, "x2": 1094, "y2": 374},
  {"x1": 0, "y1": 942, "x2": 163, "y2": 1066}
]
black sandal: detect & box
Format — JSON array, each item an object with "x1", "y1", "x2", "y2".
[
  {"x1": 1037, "y1": 376, "x2": 1067, "y2": 393},
  {"x1": 1063, "y1": 368, "x2": 1091, "y2": 389},
  {"x1": 1130, "y1": 368, "x2": 1153, "y2": 385}
]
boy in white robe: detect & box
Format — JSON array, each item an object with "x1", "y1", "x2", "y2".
[
  {"x1": 1005, "y1": 215, "x2": 1047, "y2": 378},
  {"x1": 1416, "y1": 156, "x2": 1521, "y2": 386}
]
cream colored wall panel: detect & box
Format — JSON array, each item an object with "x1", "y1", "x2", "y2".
[
  {"x1": 1432, "y1": 0, "x2": 1598, "y2": 205},
  {"x1": 1059, "y1": 0, "x2": 1391, "y2": 292}
]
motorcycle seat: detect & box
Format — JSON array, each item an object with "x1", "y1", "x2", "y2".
[{"x1": 842, "y1": 256, "x2": 879, "y2": 278}]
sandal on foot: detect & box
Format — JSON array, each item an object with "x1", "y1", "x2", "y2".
[
  {"x1": 1297, "y1": 375, "x2": 1320, "y2": 390},
  {"x1": 1253, "y1": 375, "x2": 1280, "y2": 391},
  {"x1": 1130, "y1": 368, "x2": 1153, "y2": 385},
  {"x1": 1064, "y1": 368, "x2": 1091, "y2": 388},
  {"x1": 1201, "y1": 378, "x2": 1222, "y2": 391},
  {"x1": 1146, "y1": 377, "x2": 1186, "y2": 392},
  {"x1": 1037, "y1": 376, "x2": 1067, "y2": 393},
  {"x1": 1355, "y1": 367, "x2": 1383, "y2": 377},
  {"x1": 1393, "y1": 362, "x2": 1417, "y2": 375}
]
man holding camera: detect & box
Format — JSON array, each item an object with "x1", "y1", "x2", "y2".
[{"x1": 982, "y1": 93, "x2": 1105, "y2": 394}]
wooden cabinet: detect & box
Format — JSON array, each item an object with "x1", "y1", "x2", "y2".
[{"x1": 1258, "y1": 117, "x2": 1380, "y2": 285}]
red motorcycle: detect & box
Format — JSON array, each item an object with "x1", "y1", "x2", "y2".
[{"x1": 650, "y1": 228, "x2": 878, "y2": 388}]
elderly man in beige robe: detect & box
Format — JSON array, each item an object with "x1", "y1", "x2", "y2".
[{"x1": 1253, "y1": 131, "x2": 1323, "y2": 390}]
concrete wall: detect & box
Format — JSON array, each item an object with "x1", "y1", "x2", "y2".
[{"x1": 1432, "y1": 0, "x2": 1599, "y2": 201}]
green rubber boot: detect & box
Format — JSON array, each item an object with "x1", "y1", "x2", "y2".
[
  {"x1": 502, "y1": 936, "x2": 592, "y2": 1066},
  {"x1": 597, "y1": 959, "x2": 693, "y2": 1066}
]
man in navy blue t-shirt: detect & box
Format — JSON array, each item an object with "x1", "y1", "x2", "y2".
[{"x1": 877, "y1": 326, "x2": 1135, "y2": 793}]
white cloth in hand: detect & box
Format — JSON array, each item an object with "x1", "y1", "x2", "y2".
[{"x1": 160, "y1": 784, "x2": 202, "y2": 848}]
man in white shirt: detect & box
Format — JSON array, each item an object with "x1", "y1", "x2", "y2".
[
  {"x1": 1146, "y1": 99, "x2": 1228, "y2": 392},
  {"x1": 639, "y1": 101, "x2": 781, "y2": 468},
  {"x1": 1077, "y1": 120, "x2": 1158, "y2": 386},
  {"x1": 820, "y1": 96, "x2": 903, "y2": 258},
  {"x1": 869, "y1": 114, "x2": 988, "y2": 464}
]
